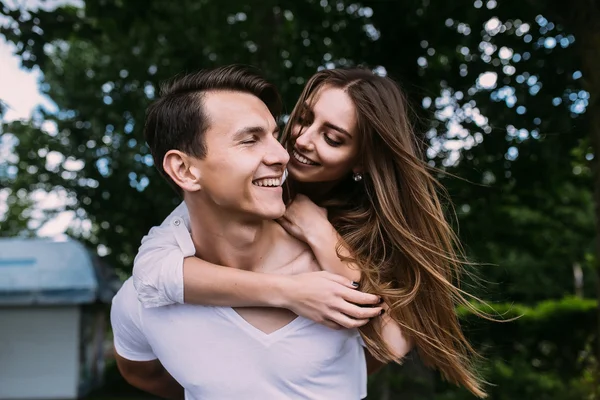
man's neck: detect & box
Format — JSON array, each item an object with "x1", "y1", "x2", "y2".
[{"x1": 184, "y1": 196, "x2": 274, "y2": 271}]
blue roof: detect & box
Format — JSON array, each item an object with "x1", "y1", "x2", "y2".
[{"x1": 0, "y1": 238, "x2": 114, "y2": 305}]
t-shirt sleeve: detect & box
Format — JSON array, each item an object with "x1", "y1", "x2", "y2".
[
  {"x1": 357, "y1": 332, "x2": 367, "y2": 348},
  {"x1": 111, "y1": 279, "x2": 157, "y2": 361},
  {"x1": 132, "y1": 201, "x2": 196, "y2": 308}
]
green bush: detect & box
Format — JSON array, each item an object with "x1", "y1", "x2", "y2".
[{"x1": 368, "y1": 297, "x2": 598, "y2": 399}]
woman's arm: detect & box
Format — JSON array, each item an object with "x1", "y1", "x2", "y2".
[
  {"x1": 364, "y1": 312, "x2": 413, "y2": 375},
  {"x1": 277, "y1": 195, "x2": 413, "y2": 362},
  {"x1": 306, "y1": 221, "x2": 412, "y2": 360},
  {"x1": 276, "y1": 195, "x2": 361, "y2": 282},
  {"x1": 304, "y1": 222, "x2": 361, "y2": 282},
  {"x1": 132, "y1": 202, "x2": 382, "y2": 329},
  {"x1": 182, "y1": 256, "x2": 382, "y2": 329}
]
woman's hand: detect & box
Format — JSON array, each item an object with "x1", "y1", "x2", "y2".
[
  {"x1": 280, "y1": 270, "x2": 383, "y2": 330},
  {"x1": 279, "y1": 193, "x2": 362, "y2": 283},
  {"x1": 277, "y1": 194, "x2": 329, "y2": 243}
]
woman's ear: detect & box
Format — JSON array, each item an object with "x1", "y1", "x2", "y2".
[
  {"x1": 163, "y1": 150, "x2": 202, "y2": 192},
  {"x1": 352, "y1": 164, "x2": 364, "y2": 175}
]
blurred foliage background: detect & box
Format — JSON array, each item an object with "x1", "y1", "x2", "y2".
[{"x1": 0, "y1": 0, "x2": 599, "y2": 398}]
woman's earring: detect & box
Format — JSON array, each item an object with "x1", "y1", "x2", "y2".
[{"x1": 353, "y1": 172, "x2": 363, "y2": 182}]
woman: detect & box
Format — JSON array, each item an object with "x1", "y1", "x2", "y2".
[{"x1": 133, "y1": 68, "x2": 486, "y2": 397}]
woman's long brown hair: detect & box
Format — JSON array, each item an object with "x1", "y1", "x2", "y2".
[{"x1": 282, "y1": 68, "x2": 488, "y2": 398}]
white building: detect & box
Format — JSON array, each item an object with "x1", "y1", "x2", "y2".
[{"x1": 0, "y1": 238, "x2": 119, "y2": 400}]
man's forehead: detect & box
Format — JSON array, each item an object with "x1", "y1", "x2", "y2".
[
  {"x1": 204, "y1": 91, "x2": 266, "y2": 113},
  {"x1": 203, "y1": 91, "x2": 276, "y2": 134}
]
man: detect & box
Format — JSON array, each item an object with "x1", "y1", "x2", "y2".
[{"x1": 111, "y1": 66, "x2": 369, "y2": 399}]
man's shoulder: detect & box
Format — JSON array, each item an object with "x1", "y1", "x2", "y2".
[
  {"x1": 113, "y1": 278, "x2": 139, "y2": 308},
  {"x1": 135, "y1": 201, "x2": 195, "y2": 265},
  {"x1": 268, "y1": 222, "x2": 319, "y2": 274},
  {"x1": 158, "y1": 201, "x2": 190, "y2": 227},
  {"x1": 271, "y1": 221, "x2": 311, "y2": 252},
  {"x1": 111, "y1": 278, "x2": 145, "y2": 339}
]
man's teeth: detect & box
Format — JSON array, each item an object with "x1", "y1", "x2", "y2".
[
  {"x1": 253, "y1": 178, "x2": 282, "y2": 187},
  {"x1": 293, "y1": 150, "x2": 317, "y2": 165}
]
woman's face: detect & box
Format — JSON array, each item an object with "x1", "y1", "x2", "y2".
[{"x1": 287, "y1": 85, "x2": 361, "y2": 183}]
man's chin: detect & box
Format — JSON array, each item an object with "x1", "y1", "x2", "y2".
[
  {"x1": 256, "y1": 203, "x2": 286, "y2": 220},
  {"x1": 236, "y1": 203, "x2": 285, "y2": 221},
  {"x1": 266, "y1": 205, "x2": 286, "y2": 220}
]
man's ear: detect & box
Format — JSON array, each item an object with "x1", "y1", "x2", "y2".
[{"x1": 163, "y1": 150, "x2": 202, "y2": 192}]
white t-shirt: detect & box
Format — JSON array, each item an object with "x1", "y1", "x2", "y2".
[
  {"x1": 112, "y1": 279, "x2": 367, "y2": 399},
  {"x1": 132, "y1": 201, "x2": 193, "y2": 308}
]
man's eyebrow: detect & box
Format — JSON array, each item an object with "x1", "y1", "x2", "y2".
[{"x1": 233, "y1": 125, "x2": 278, "y2": 140}]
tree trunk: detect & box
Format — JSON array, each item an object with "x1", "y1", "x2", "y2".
[{"x1": 572, "y1": 2, "x2": 600, "y2": 394}]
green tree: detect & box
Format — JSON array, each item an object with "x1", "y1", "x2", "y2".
[
  {"x1": 360, "y1": 0, "x2": 594, "y2": 304},
  {"x1": 0, "y1": 0, "x2": 373, "y2": 268},
  {"x1": 1, "y1": 0, "x2": 597, "y2": 398}
]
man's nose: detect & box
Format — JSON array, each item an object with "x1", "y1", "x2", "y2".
[{"x1": 263, "y1": 138, "x2": 290, "y2": 167}]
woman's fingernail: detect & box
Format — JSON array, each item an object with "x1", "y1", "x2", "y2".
[
  {"x1": 351, "y1": 281, "x2": 360, "y2": 288},
  {"x1": 380, "y1": 309, "x2": 385, "y2": 316}
]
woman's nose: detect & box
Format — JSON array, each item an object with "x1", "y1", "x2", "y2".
[{"x1": 294, "y1": 127, "x2": 315, "y2": 151}]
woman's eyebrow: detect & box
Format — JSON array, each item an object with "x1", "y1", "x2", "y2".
[{"x1": 323, "y1": 122, "x2": 352, "y2": 138}]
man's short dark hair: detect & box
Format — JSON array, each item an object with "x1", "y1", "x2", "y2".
[{"x1": 144, "y1": 65, "x2": 282, "y2": 194}]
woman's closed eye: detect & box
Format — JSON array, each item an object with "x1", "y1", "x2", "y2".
[{"x1": 324, "y1": 134, "x2": 343, "y2": 147}]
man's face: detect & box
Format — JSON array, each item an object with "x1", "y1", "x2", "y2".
[{"x1": 194, "y1": 91, "x2": 289, "y2": 220}]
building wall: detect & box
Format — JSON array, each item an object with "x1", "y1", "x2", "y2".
[{"x1": 0, "y1": 306, "x2": 80, "y2": 400}]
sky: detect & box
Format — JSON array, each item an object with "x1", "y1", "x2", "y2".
[
  {"x1": 0, "y1": 35, "x2": 72, "y2": 237},
  {"x1": 0, "y1": 38, "x2": 53, "y2": 120}
]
